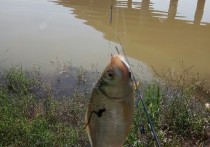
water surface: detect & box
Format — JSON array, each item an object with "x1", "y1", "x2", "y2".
[{"x1": 0, "y1": 0, "x2": 210, "y2": 78}]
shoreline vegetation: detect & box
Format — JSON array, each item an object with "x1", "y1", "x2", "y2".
[{"x1": 0, "y1": 63, "x2": 209, "y2": 146}]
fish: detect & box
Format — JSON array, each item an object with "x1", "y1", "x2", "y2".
[{"x1": 85, "y1": 54, "x2": 134, "y2": 147}]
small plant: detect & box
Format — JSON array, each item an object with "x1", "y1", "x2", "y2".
[{"x1": 5, "y1": 67, "x2": 31, "y2": 95}]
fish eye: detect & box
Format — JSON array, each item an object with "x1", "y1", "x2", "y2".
[
  {"x1": 108, "y1": 72, "x2": 113, "y2": 78},
  {"x1": 107, "y1": 70, "x2": 114, "y2": 78}
]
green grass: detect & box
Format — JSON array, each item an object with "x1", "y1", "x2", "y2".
[
  {"x1": 0, "y1": 66, "x2": 209, "y2": 146},
  {"x1": 125, "y1": 68, "x2": 210, "y2": 146},
  {"x1": 0, "y1": 66, "x2": 89, "y2": 146}
]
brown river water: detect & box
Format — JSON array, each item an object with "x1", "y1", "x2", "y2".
[{"x1": 0, "y1": 0, "x2": 210, "y2": 79}]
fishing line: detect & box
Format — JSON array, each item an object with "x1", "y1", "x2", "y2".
[
  {"x1": 121, "y1": 6, "x2": 128, "y2": 46},
  {"x1": 110, "y1": 1, "x2": 113, "y2": 25},
  {"x1": 107, "y1": 0, "x2": 113, "y2": 56},
  {"x1": 116, "y1": 2, "x2": 119, "y2": 38},
  {"x1": 111, "y1": 3, "x2": 161, "y2": 147}
]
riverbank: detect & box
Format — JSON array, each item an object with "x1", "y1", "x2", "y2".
[{"x1": 0, "y1": 65, "x2": 209, "y2": 146}]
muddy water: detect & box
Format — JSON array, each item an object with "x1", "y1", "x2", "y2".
[{"x1": 0, "y1": 0, "x2": 210, "y2": 78}]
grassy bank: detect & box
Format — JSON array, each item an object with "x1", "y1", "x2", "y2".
[{"x1": 0, "y1": 66, "x2": 209, "y2": 146}]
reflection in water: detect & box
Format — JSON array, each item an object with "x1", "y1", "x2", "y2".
[
  {"x1": 128, "y1": 0, "x2": 132, "y2": 9},
  {"x1": 54, "y1": 0, "x2": 210, "y2": 77},
  {"x1": 194, "y1": 0, "x2": 206, "y2": 25},
  {"x1": 0, "y1": 0, "x2": 210, "y2": 78},
  {"x1": 141, "y1": 0, "x2": 150, "y2": 11},
  {"x1": 168, "y1": 0, "x2": 178, "y2": 20}
]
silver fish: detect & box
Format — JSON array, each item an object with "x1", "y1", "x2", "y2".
[{"x1": 85, "y1": 55, "x2": 134, "y2": 147}]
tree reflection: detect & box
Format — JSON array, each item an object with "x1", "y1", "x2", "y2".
[
  {"x1": 194, "y1": 0, "x2": 206, "y2": 25},
  {"x1": 168, "y1": 0, "x2": 178, "y2": 21},
  {"x1": 141, "y1": 0, "x2": 150, "y2": 11}
]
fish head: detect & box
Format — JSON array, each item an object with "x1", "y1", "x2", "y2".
[
  {"x1": 103, "y1": 55, "x2": 131, "y2": 84},
  {"x1": 98, "y1": 55, "x2": 133, "y2": 98}
]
